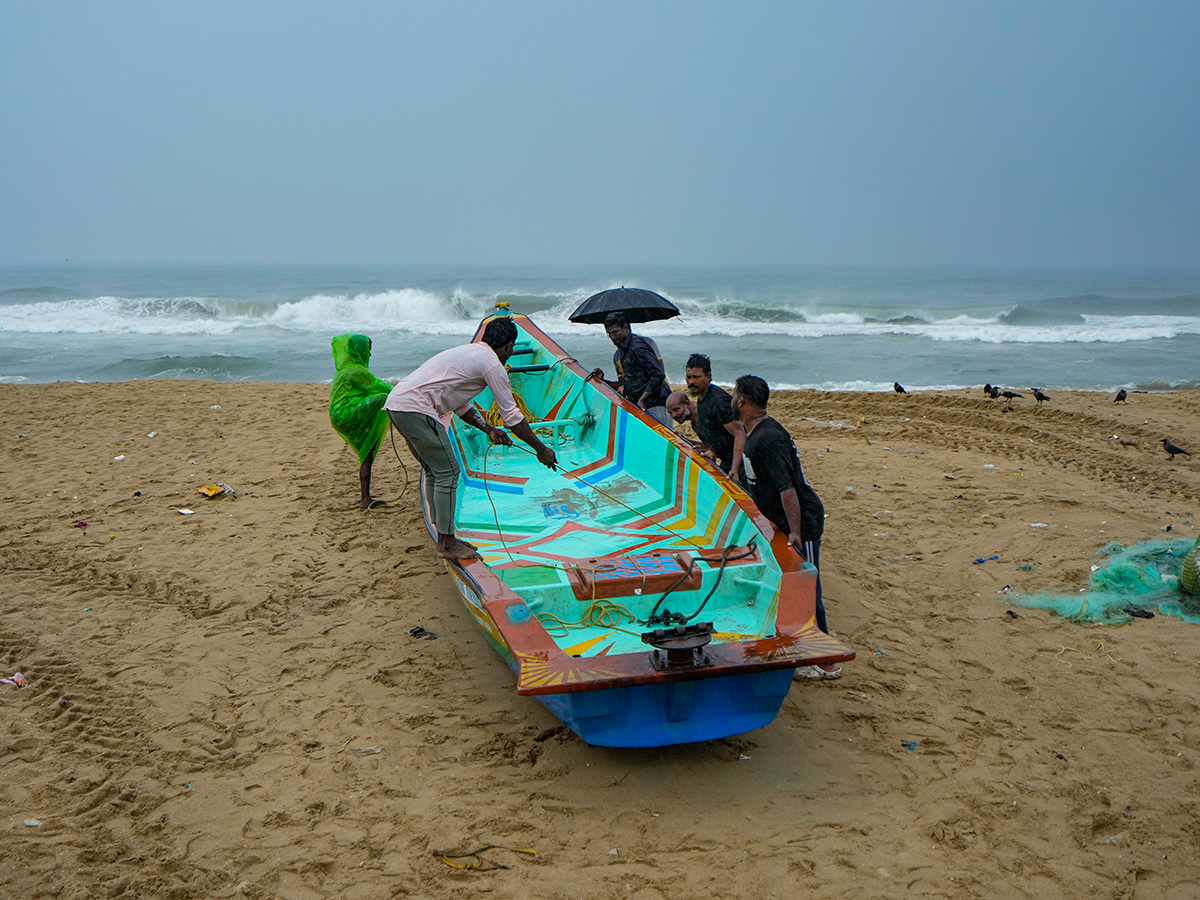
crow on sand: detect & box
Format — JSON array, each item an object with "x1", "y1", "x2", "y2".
[
  {"x1": 1161, "y1": 439, "x2": 1191, "y2": 460},
  {"x1": 1114, "y1": 389, "x2": 1128, "y2": 403}
]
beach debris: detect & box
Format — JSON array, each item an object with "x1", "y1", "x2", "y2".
[
  {"x1": 846, "y1": 690, "x2": 871, "y2": 702},
  {"x1": 198, "y1": 483, "x2": 236, "y2": 498},
  {"x1": 23, "y1": 818, "x2": 42, "y2": 827},
  {"x1": 409, "y1": 625, "x2": 438, "y2": 640},
  {"x1": 973, "y1": 555, "x2": 1000, "y2": 565},
  {"x1": 210, "y1": 405, "x2": 221, "y2": 410},
  {"x1": 113, "y1": 455, "x2": 126, "y2": 461},
  {"x1": 1124, "y1": 608, "x2": 1155, "y2": 619},
  {"x1": 2, "y1": 672, "x2": 28, "y2": 688},
  {"x1": 801, "y1": 417, "x2": 853, "y2": 429},
  {"x1": 147, "y1": 431, "x2": 158, "y2": 438},
  {"x1": 436, "y1": 845, "x2": 537, "y2": 871},
  {"x1": 739, "y1": 754, "x2": 752, "y2": 760},
  {"x1": 350, "y1": 746, "x2": 382, "y2": 755},
  {"x1": 178, "y1": 508, "x2": 195, "y2": 515},
  {"x1": 1028, "y1": 523, "x2": 1049, "y2": 528},
  {"x1": 73, "y1": 520, "x2": 87, "y2": 528},
  {"x1": 901, "y1": 740, "x2": 919, "y2": 751}
]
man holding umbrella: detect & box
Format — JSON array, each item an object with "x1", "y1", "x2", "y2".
[{"x1": 590, "y1": 311, "x2": 672, "y2": 427}]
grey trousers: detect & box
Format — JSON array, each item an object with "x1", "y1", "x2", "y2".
[{"x1": 387, "y1": 411, "x2": 460, "y2": 535}]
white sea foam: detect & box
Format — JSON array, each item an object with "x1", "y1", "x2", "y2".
[
  {"x1": 0, "y1": 296, "x2": 244, "y2": 335},
  {"x1": 3, "y1": 289, "x2": 1197, "y2": 346}
]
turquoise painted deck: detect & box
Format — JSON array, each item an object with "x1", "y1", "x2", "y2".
[{"x1": 448, "y1": 326, "x2": 783, "y2": 661}]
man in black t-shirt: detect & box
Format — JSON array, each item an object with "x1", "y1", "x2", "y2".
[
  {"x1": 680, "y1": 353, "x2": 745, "y2": 477},
  {"x1": 732, "y1": 374, "x2": 838, "y2": 679}
]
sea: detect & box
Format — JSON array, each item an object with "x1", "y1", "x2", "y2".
[{"x1": 1, "y1": 264, "x2": 1197, "y2": 392}]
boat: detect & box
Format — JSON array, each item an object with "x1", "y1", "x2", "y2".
[{"x1": 419, "y1": 309, "x2": 855, "y2": 747}]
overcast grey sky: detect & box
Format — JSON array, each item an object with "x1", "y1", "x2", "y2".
[{"x1": 3, "y1": 1, "x2": 1198, "y2": 266}]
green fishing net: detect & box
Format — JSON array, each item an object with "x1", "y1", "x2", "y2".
[
  {"x1": 1011, "y1": 534, "x2": 1200, "y2": 625},
  {"x1": 329, "y1": 334, "x2": 394, "y2": 464}
]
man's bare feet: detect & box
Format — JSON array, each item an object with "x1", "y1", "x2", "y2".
[{"x1": 437, "y1": 538, "x2": 480, "y2": 560}]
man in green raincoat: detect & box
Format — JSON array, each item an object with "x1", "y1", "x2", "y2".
[{"x1": 329, "y1": 334, "x2": 393, "y2": 509}]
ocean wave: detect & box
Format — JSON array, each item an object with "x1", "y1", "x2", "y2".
[
  {"x1": 2, "y1": 288, "x2": 1198, "y2": 346},
  {"x1": 266, "y1": 287, "x2": 488, "y2": 326},
  {"x1": 0, "y1": 285, "x2": 65, "y2": 300},
  {"x1": 0, "y1": 296, "x2": 245, "y2": 335},
  {"x1": 92, "y1": 354, "x2": 269, "y2": 381}
]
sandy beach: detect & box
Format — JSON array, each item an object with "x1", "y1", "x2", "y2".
[{"x1": 3, "y1": 381, "x2": 1199, "y2": 900}]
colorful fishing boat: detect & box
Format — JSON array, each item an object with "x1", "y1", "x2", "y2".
[{"x1": 421, "y1": 309, "x2": 854, "y2": 747}]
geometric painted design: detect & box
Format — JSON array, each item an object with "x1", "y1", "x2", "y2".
[
  {"x1": 428, "y1": 314, "x2": 854, "y2": 704},
  {"x1": 515, "y1": 649, "x2": 627, "y2": 691}
]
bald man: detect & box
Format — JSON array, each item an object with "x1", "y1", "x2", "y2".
[{"x1": 666, "y1": 388, "x2": 745, "y2": 477}]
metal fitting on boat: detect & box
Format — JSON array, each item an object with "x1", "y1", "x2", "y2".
[{"x1": 641, "y1": 622, "x2": 714, "y2": 669}]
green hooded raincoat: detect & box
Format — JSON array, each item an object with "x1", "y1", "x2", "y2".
[{"x1": 329, "y1": 334, "x2": 393, "y2": 464}]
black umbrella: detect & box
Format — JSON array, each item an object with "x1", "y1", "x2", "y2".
[{"x1": 568, "y1": 286, "x2": 680, "y2": 324}]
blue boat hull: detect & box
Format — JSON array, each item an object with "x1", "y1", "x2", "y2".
[{"x1": 533, "y1": 668, "x2": 795, "y2": 748}]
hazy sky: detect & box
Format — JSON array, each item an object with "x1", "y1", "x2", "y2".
[{"x1": 3, "y1": 1, "x2": 1198, "y2": 266}]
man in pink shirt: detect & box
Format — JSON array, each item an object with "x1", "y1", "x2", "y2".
[{"x1": 385, "y1": 318, "x2": 557, "y2": 559}]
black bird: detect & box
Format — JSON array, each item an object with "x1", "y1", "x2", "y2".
[
  {"x1": 999, "y1": 390, "x2": 1023, "y2": 401},
  {"x1": 1162, "y1": 438, "x2": 1192, "y2": 460},
  {"x1": 1031, "y1": 388, "x2": 1050, "y2": 406},
  {"x1": 984, "y1": 384, "x2": 1000, "y2": 399},
  {"x1": 894, "y1": 381, "x2": 907, "y2": 393},
  {"x1": 1114, "y1": 389, "x2": 1128, "y2": 403}
]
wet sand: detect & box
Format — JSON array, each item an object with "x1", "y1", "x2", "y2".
[{"x1": 2, "y1": 381, "x2": 1199, "y2": 899}]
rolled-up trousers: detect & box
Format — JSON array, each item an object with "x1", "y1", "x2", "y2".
[{"x1": 387, "y1": 411, "x2": 460, "y2": 535}]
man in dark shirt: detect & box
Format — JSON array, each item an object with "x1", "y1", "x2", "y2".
[
  {"x1": 589, "y1": 311, "x2": 671, "y2": 426},
  {"x1": 680, "y1": 353, "x2": 745, "y2": 477},
  {"x1": 731, "y1": 374, "x2": 838, "y2": 678}
]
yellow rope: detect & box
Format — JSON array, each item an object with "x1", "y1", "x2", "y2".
[
  {"x1": 537, "y1": 599, "x2": 640, "y2": 637},
  {"x1": 480, "y1": 390, "x2": 539, "y2": 428}
]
